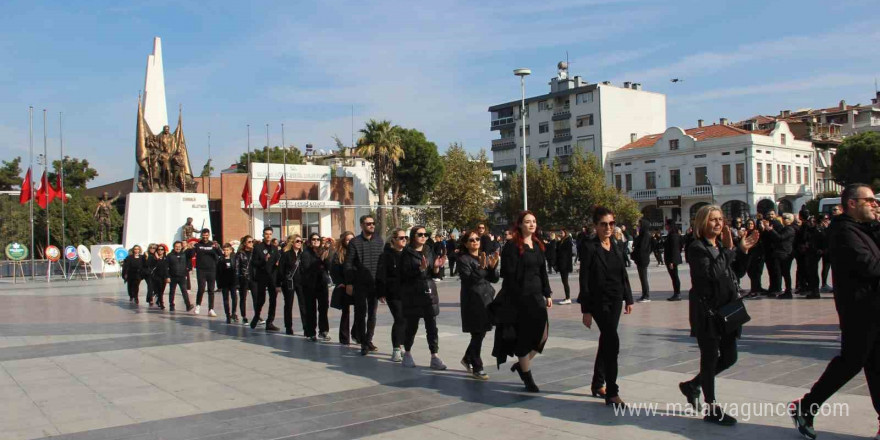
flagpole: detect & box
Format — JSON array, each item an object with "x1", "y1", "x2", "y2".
[
  {"x1": 60, "y1": 112, "x2": 66, "y2": 280},
  {"x1": 207, "y1": 131, "x2": 212, "y2": 209},
  {"x1": 265, "y1": 123, "x2": 270, "y2": 229},
  {"x1": 247, "y1": 124, "x2": 252, "y2": 236},
  {"x1": 29, "y1": 106, "x2": 35, "y2": 280},
  {"x1": 281, "y1": 123, "x2": 287, "y2": 235},
  {"x1": 43, "y1": 109, "x2": 50, "y2": 283}
]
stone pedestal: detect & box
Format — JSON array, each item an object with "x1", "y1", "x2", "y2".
[{"x1": 122, "y1": 192, "x2": 212, "y2": 250}]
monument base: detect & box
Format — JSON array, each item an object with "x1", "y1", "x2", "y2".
[{"x1": 123, "y1": 193, "x2": 212, "y2": 250}]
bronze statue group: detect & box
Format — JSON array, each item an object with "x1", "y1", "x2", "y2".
[{"x1": 120, "y1": 186, "x2": 880, "y2": 440}]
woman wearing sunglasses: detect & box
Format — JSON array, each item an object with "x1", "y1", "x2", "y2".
[
  {"x1": 457, "y1": 229, "x2": 499, "y2": 380},
  {"x1": 330, "y1": 231, "x2": 356, "y2": 344},
  {"x1": 122, "y1": 245, "x2": 147, "y2": 305},
  {"x1": 578, "y1": 207, "x2": 634, "y2": 409},
  {"x1": 399, "y1": 225, "x2": 447, "y2": 369},
  {"x1": 147, "y1": 244, "x2": 170, "y2": 309},
  {"x1": 493, "y1": 210, "x2": 552, "y2": 392},
  {"x1": 279, "y1": 235, "x2": 305, "y2": 336},
  {"x1": 144, "y1": 243, "x2": 158, "y2": 306},
  {"x1": 301, "y1": 233, "x2": 332, "y2": 341},
  {"x1": 235, "y1": 235, "x2": 256, "y2": 325},
  {"x1": 377, "y1": 228, "x2": 407, "y2": 362}
]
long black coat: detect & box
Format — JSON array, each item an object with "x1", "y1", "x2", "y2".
[
  {"x1": 686, "y1": 238, "x2": 749, "y2": 339},
  {"x1": 767, "y1": 222, "x2": 795, "y2": 259},
  {"x1": 664, "y1": 230, "x2": 683, "y2": 265},
  {"x1": 631, "y1": 224, "x2": 653, "y2": 267},
  {"x1": 828, "y1": 215, "x2": 880, "y2": 315},
  {"x1": 122, "y1": 254, "x2": 146, "y2": 282},
  {"x1": 577, "y1": 237, "x2": 634, "y2": 314},
  {"x1": 546, "y1": 240, "x2": 557, "y2": 268},
  {"x1": 458, "y1": 253, "x2": 499, "y2": 333},
  {"x1": 556, "y1": 235, "x2": 574, "y2": 274},
  {"x1": 376, "y1": 247, "x2": 403, "y2": 301},
  {"x1": 399, "y1": 246, "x2": 440, "y2": 318}
]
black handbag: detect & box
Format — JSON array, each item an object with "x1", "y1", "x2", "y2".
[
  {"x1": 330, "y1": 284, "x2": 346, "y2": 310},
  {"x1": 712, "y1": 298, "x2": 751, "y2": 334}
]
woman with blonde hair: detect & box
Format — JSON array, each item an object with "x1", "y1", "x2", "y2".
[
  {"x1": 678, "y1": 205, "x2": 758, "y2": 426},
  {"x1": 331, "y1": 231, "x2": 357, "y2": 344},
  {"x1": 278, "y1": 234, "x2": 303, "y2": 335}
]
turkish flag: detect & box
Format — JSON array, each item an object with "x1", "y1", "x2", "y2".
[
  {"x1": 241, "y1": 177, "x2": 252, "y2": 207},
  {"x1": 55, "y1": 174, "x2": 68, "y2": 203},
  {"x1": 35, "y1": 171, "x2": 49, "y2": 209},
  {"x1": 258, "y1": 178, "x2": 269, "y2": 209},
  {"x1": 269, "y1": 175, "x2": 285, "y2": 206},
  {"x1": 19, "y1": 168, "x2": 32, "y2": 205}
]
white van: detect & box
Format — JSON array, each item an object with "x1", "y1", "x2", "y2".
[{"x1": 819, "y1": 194, "x2": 880, "y2": 215}]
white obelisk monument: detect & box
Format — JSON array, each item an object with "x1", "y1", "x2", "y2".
[{"x1": 123, "y1": 37, "x2": 212, "y2": 250}]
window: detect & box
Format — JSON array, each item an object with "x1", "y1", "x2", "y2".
[
  {"x1": 576, "y1": 92, "x2": 593, "y2": 104},
  {"x1": 694, "y1": 154, "x2": 707, "y2": 158},
  {"x1": 767, "y1": 164, "x2": 772, "y2": 183},
  {"x1": 615, "y1": 175, "x2": 622, "y2": 190},
  {"x1": 645, "y1": 171, "x2": 656, "y2": 190},
  {"x1": 576, "y1": 114, "x2": 594, "y2": 127},
  {"x1": 555, "y1": 145, "x2": 572, "y2": 156},
  {"x1": 796, "y1": 166, "x2": 801, "y2": 184},
  {"x1": 695, "y1": 167, "x2": 708, "y2": 185},
  {"x1": 538, "y1": 101, "x2": 551, "y2": 112},
  {"x1": 736, "y1": 163, "x2": 745, "y2": 184},
  {"x1": 625, "y1": 174, "x2": 632, "y2": 192},
  {"x1": 670, "y1": 169, "x2": 681, "y2": 188},
  {"x1": 803, "y1": 166, "x2": 810, "y2": 184},
  {"x1": 788, "y1": 165, "x2": 793, "y2": 184},
  {"x1": 539, "y1": 141, "x2": 549, "y2": 149},
  {"x1": 645, "y1": 160, "x2": 656, "y2": 164},
  {"x1": 781, "y1": 133, "x2": 787, "y2": 145},
  {"x1": 669, "y1": 139, "x2": 679, "y2": 150},
  {"x1": 576, "y1": 135, "x2": 595, "y2": 152},
  {"x1": 538, "y1": 122, "x2": 549, "y2": 133},
  {"x1": 722, "y1": 152, "x2": 730, "y2": 156},
  {"x1": 722, "y1": 164, "x2": 731, "y2": 185},
  {"x1": 303, "y1": 212, "x2": 321, "y2": 237},
  {"x1": 757, "y1": 163, "x2": 763, "y2": 183}
]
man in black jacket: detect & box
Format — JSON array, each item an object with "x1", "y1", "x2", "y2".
[
  {"x1": 791, "y1": 184, "x2": 880, "y2": 440},
  {"x1": 445, "y1": 234, "x2": 458, "y2": 276},
  {"x1": 632, "y1": 219, "x2": 653, "y2": 302},
  {"x1": 167, "y1": 241, "x2": 193, "y2": 312},
  {"x1": 344, "y1": 215, "x2": 385, "y2": 355},
  {"x1": 251, "y1": 226, "x2": 281, "y2": 332},
  {"x1": 764, "y1": 214, "x2": 795, "y2": 298},
  {"x1": 193, "y1": 229, "x2": 223, "y2": 316},
  {"x1": 664, "y1": 220, "x2": 683, "y2": 301}
]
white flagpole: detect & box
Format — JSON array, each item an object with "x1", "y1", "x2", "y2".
[
  {"x1": 29, "y1": 106, "x2": 35, "y2": 280},
  {"x1": 43, "y1": 109, "x2": 50, "y2": 282},
  {"x1": 60, "y1": 112, "x2": 67, "y2": 280},
  {"x1": 247, "y1": 124, "x2": 252, "y2": 236},
  {"x1": 265, "y1": 124, "x2": 270, "y2": 229},
  {"x1": 281, "y1": 123, "x2": 287, "y2": 235}
]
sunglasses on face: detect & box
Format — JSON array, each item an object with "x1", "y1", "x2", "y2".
[
  {"x1": 599, "y1": 221, "x2": 616, "y2": 228},
  {"x1": 415, "y1": 232, "x2": 427, "y2": 237},
  {"x1": 294, "y1": 240, "x2": 302, "y2": 244},
  {"x1": 467, "y1": 238, "x2": 480, "y2": 243},
  {"x1": 310, "y1": 238, "x2": 321, "y2": 242},
  {"x1": 394, "y1": 236, "x2": 407, "y2": 241},
  {"x1": 855, "y1": 197, "x2": 880, "y2": 205}
]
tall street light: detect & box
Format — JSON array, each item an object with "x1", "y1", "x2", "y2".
[{"x1": 514, "y1": 68, "x2": 531, "y2": 211}]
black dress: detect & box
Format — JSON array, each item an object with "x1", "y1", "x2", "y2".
[{"x1": 458, "y1": 253, "x2": 499, "y2": 333}]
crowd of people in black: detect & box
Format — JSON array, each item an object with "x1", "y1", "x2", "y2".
[{"x1": 117, "y1": 184, "x2": 880, "y2": 439}]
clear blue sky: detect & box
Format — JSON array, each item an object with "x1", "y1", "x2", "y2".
[{"x1": 1, "y1": 0, "x2": 878, "y2": 186}]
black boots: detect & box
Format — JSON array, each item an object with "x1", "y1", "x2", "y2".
[{"x1": 511, "y1": 362, "x2": 540, "y2": 393}]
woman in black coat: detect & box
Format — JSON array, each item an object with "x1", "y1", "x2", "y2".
[
  {"x1": 301, "y1": 233, "x2": 331, "y2": 341},
  {"x1": 555, "y1": 229, "x2": 574, "y2": 304},
  {"x1": 377, "y1": 228, "x2": 406, "y2": 362},
  {"x1": 678, "y1": 205, "x2": 758, "y2": 426},
  {"x1": 147, "y1": 244, "x2": 170, "y2": 309},
  {"x1": 744, "y1": 219, "x2": 766, "y2": 297},
  {"x1": 399, "y1": 225, "x2": 447, "y2": 370},
  {"x1": 492, "y1": 210, "x2": 552, "y2": 393},
  {"x1": 235, "y1": 235, "x2": 256, "y2": 325},
  {"x1": 122, "y1": 245, "x2": 147, "y2": 305},
  {"x1": 278, "y1": 235, "x2": 304, "y2": 336},
  {"x1": 578, "y1": 207, "x2": 634, "y2": 408},
  {"x1": 330, "y1": 231, "x2": 356, "y2": 345},
  {"x1": 457, "y1": 229, "x2": 499, "y2": 380},
  {"x1": 767, "y1": 214, "x2": 797, "y2": 297},
  {"x1": 545, "y1": 234, "x2": 557, "y2": 274}
]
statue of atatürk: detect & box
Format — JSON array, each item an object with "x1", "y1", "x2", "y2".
[
  {"x1": 94, "y1": 191, "x2": 120, "y2": 243},
  {"x1": 182, "y1": 217, "x2": 196, "y2": 241},
  {"x1": 135, "y1": 95, "x2": 196, "y2": 192}
]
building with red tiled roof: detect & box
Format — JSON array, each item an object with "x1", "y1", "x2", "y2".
[{"x1": 607, "y1": 120, "x2": 814, "y2": 230}]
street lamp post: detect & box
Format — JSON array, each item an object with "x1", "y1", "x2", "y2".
[{"x1": 514, "y1": 68, "x2": 531, "y2": 211}]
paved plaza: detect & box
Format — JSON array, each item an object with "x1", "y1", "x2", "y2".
[{"x1": 0, "y1": 264, "x2": 876, "y2": 440}]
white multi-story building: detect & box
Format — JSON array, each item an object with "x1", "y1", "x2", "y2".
[
  {"x1": 488, "y1": 62, "x2": 666, "y2": 174},
  {"x1": 607, "y1": 120, "x2": 814, "y2": 230}
]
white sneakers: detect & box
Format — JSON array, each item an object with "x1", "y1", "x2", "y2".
[
  {"x1": 402, "y1": 352, "x2": 416, "y2": 368},
  {"x1": 430, "y1": 356, "x2": 447, "y2": 371},
  {"x1": 194, "y1": 305, "x2": 200, "y2": 315},
  {"x1": 391, "y1": 348, "x2": 403, "y2": 363},
  {"x1": 208, "y1": 309, "x2": 217, "y2": 317},
  {"x1": 558, "y1": 299, "x2": 572, "y2": 305}
]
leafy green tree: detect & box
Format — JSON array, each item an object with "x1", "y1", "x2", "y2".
[
  {"x1": 0, "y1": 156, "x2": 23, "y2": 190},
  {"x1": 831, "y1": 132, "x2": 880, "y2": 190},
  {"x1": 430, "y1": 144, "x2": 497, "y2": 231},
  {"x1": 235, "y1": 146, "x2": 304, "y2": 173},
  {"x1": 355, "y1": 120, "x2": 404, "y2": 235},
  {"x1": 499, "y1": 161, "x2": 564, "y2": 227},
  {"x1": 200, "y1": 159, "x2": 214, "y2": 177},
  {"x1": 48, "y1": 157, "x2": 98, "y2": 190},
  {"x1": 393, "y1": 128, "x2": 443, "y2": 206}
]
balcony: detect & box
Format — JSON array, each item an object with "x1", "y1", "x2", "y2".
[
  {"x1": 493, "y1": 158, "x2": 517, "y2": 171},
  {"x1": 491, "y1": 138, "x2": 517, "y2": 151},
  {"x1": 684, "y1": 184, "x2": 713, "y2": 197},
  {"x1": 552, "y1": 128, "x2": 572, "y2": 143},
  {"x1": 490, "y1": 117, "x2": 515, "y2": 131},
  {"x1": 628, "y1": 189, "x2": 657, "y2": 201},
  {"x1": 775, "y1": 184, "x2": 812, "y2": 198},
  {"x1": 551, "y1": 108, "x2": 571, "y2": 121}
]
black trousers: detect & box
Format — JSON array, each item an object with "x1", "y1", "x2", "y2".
[
  {"x1": 145, "y1": 274, "x2": 154, "y2": 303},
  {"x1": 653, "y1": 250, "x2": 664, "y2": 265},
  {"x1": 464, "y1": 331, "x2": 486, "y2": 371},
  {"x1": 127, "y1": 277, "x2": 143, "y2": 301},
  {"x1": 592, "y1": 301, "x2": 623, "y2": 398},
  {"x1": 781, "y1": 255, "x2": 794, "y2": 292},
  {"x1": 387, "y1": 299, "x2": 406, "y2": 348},
  {"x1": 821, "y1": 253, "x2": 832, "y2": 286},
  {"x1": 690, "y1": 333, "x2": 738, "y2": 403},
  {"x1": 151, "y1": 278, "x2": 167, "y2": 306},
  {"x1": 303, "y1": 284, "x2": 330, "y2": 337},
  {"x1": 448, "y1": 258, "x2": 457, "y2": 276},
  {"x1": 168, "y1": 276, "x2": 191, "y2": 308},
  {"x1": 747, "y1": 254, "x2": 765, "y2": 292},
  {"x1": 281, "y1": 282, "x2": 305, "y2": 332},
  {"x1": 768, "y1": 256, "x2": 782, "y2": 292},
  {"x1": 353, "y1": 286, "x2": 378, "y2": 348},
  {"x1": 667, "y1": 263, "x2": 681, "y2": 296},
  {"x1": 339, "y1": 304, "x2": 357, "y2": 344},
  {"x1": 404, "y1": 314, "x2": 439, "y2": 354},
  {"x1": 238, "y1": 277, "x2": 255, "y2": 319},
  {"x1": 221, "y1": 286, "x2": 237, "y2": 318},
  {"x1": 636, "y1": 264, "x2": 650, "y2": 297},
  {"x1": 253, "y1": 278, "x2": 277, "y2": 324},
  {"x1": 803, "y1": 309, "x2": 880, "y2": 418},
  {"x1": 196, "y1": 270, "x2": 216, "y2": 309},
  {"x1": 795, "y1": 254, "x2": 805, "y2": 290},
  {"x1": 803, "y1": 252, "x2": 820, "y2": 292},
  {"x1": 560, "y1": 271, "x2": 571, "y2": 300}
]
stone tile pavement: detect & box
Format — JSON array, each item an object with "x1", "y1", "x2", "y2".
[{"x1": 0, "y1": 264, "x2": 874, "y2": 439}]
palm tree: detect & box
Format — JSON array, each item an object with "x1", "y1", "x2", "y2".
[{"x1": 355, "y1": 119, "x2": 404, "y2": 235}]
